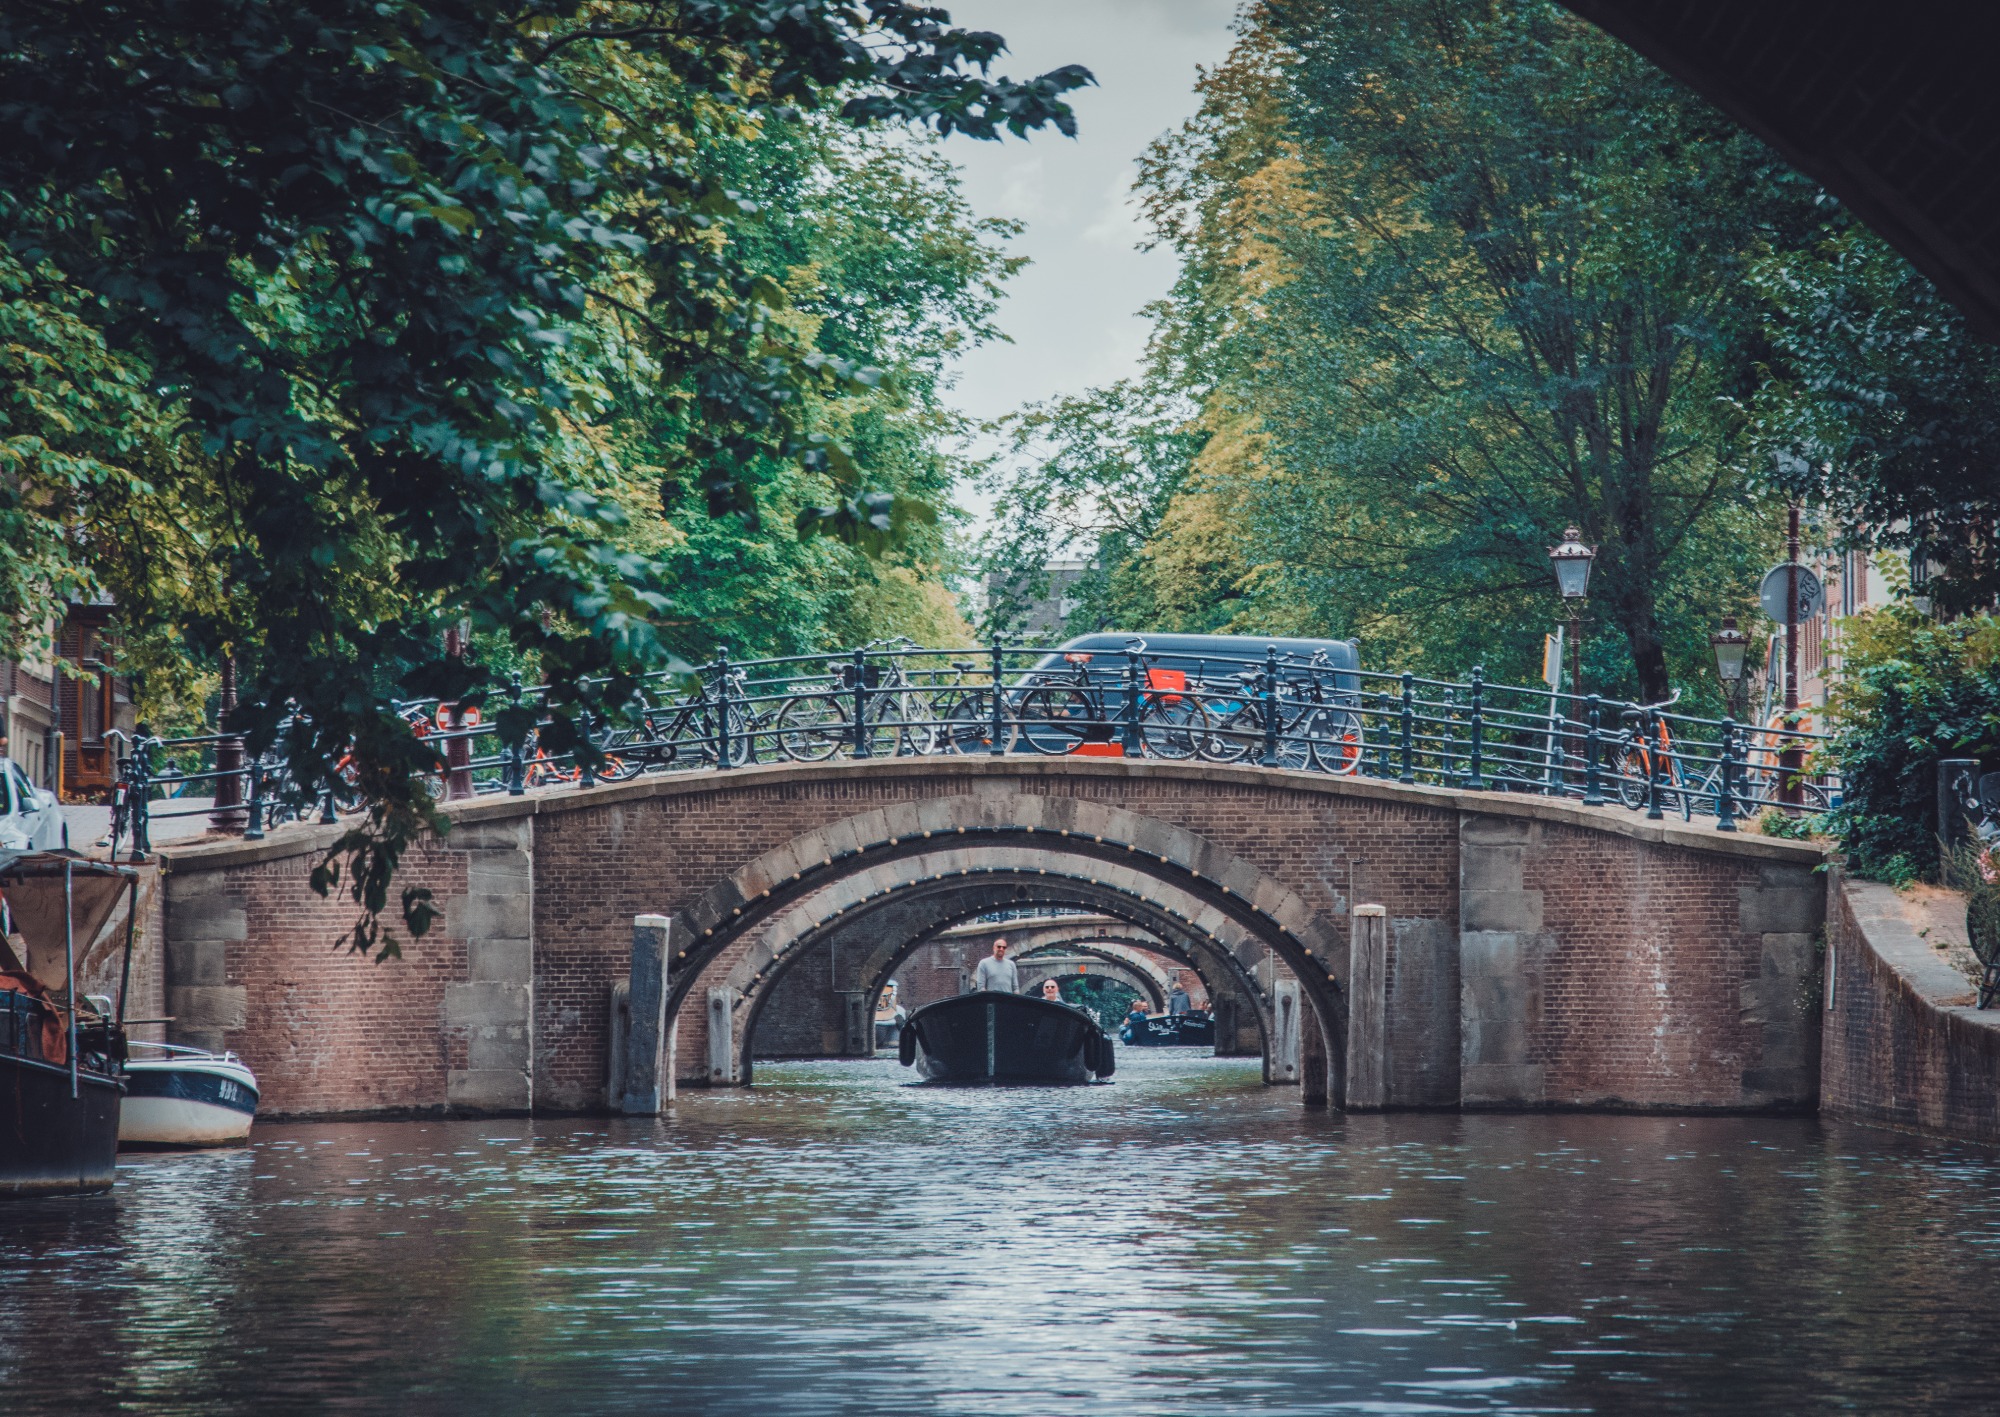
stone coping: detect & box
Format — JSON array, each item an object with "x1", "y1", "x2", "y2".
[
  {"x1": 155, "y1": 755, "x2": 1827, "y2": 874},
  {"x1": 1842, "y1": 878, "x2": 2000, "y2": 1028}
]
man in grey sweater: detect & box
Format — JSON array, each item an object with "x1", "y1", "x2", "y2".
[{"x1": 971, "y1": 937, "x2": 1020, "y2": 994}]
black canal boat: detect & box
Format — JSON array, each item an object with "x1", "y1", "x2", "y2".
[
  {"x1": 898, "y1": 991, "x2": 1115, "y2": 1084},
  {"x1": 2, "y1": 853, "x2": 142, "y2": 1198}
]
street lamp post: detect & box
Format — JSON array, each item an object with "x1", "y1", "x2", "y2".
[
  {"x1": 1710, "y1": 615, "x2": 1749, "y2": 719},
  {"x1": 1548, "y1": 526, "x2": 1596, "y2": 791}
]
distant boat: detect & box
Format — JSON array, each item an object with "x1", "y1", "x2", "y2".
[
  {"x1": 1121, "y1": 1010, "x2": 1216, "y2": 1048},
  {"x1": 119, "y1": 1042, "x2": 259, "y2": 1148},
  {"x1": 898, "y1": 991, "x2": 1115, "y2": 1084}
]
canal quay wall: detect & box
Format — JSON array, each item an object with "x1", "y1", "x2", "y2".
[
  {"x1": 1822, "y1": 873, "x2": 2000, "y2": 1144},
  {"x1": 148, "y1": 758, "x2": 1835, "y2": 1121}
]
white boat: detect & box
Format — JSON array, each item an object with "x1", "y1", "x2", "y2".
[{"x1": 118, "y1": 1042, "x2": 259, "y2": 1148}]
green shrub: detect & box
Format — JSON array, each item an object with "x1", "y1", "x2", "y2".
[{"x1": 1827, "y1": 609, "x2": 2000, "y2": 880}]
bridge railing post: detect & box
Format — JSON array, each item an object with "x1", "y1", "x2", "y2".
[
  {"x1": 1259, "y1": 644, "x2": 1281, "y2": 768},
  {"x1": 1123, "y1": 643, "x2": 1143, "y2": 757},
  {"x1": 1399, "y1": 672, "x2": 1416, "y2": 783},
  {"x1": 1716, "y1": 717, "x2": 1739, "y2": 831},
  {"x1": 243, "y1": 760, "x2": 265, "y2": 841},
  {"x1": 850, "y1": 646, "x2": 871, "y2": 759},
  {"x1": 988, "y1": 635, "x2": 1007, "y2": 757},
  {"x1": 1466, "y1": 665, "x2": 1486, "y2": 790},
  {"x1": 714, "y1": 646, "x2": 734, "y2": 770},
  {"x1": 1581, "y1": 695, "x2": 1605, "y2": 806},
  {"x1": 505, "y1": 672, "x2": 526, "y2": 796},
  {"x1": 1645, "y1": 707, "x2": 1665, "y2": 820}
]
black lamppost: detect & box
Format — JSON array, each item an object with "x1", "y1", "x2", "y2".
[
  {"x1": 1547, "y1": 526, "x2": 1596, "y2": 704},
  {"x1": 1710, "y1": 615, "x2": 1749, "y2": 719}
]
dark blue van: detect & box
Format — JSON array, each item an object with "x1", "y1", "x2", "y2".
[{"x1": 1014, "y1": 632, "x2": 1364, "y2": 769}]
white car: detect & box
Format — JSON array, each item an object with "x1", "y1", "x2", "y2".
[{"x1": 0, "y1": 758, "x2": 66, "y2": 854}]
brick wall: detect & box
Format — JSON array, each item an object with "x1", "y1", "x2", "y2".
[{"x1": 1821, "y1": 873, "x2": 2000, "y2": 1142}]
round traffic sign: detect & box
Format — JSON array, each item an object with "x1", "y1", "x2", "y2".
[{"x1": 1758, "y1": 562, "x2": 1825, "y2": 624}]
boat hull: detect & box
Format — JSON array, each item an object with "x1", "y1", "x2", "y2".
[
  {"x1": 1, "y1": 1053, "x2": 122, "y2": 1197},
  {"x1": 119, "y1": 1060, "x2": 258, "y2": 1148},
  {"x1": 901, "y1": 991, "x2": 1113, "y2": 1084},
  {"x1": 1121, "y1": 1011, "x2": 1216, "y2": 1048}
]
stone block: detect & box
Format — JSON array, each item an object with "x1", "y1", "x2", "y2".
[
  {"x1": 443, "y1": 981, "x2": 530, "y2": 1029},
  {"x1": 1459, "y1": 845, "x2": 1525, "y2": 894},
  {"x1": 1461, "y1": 1062, "x2": 1546, "y2": 1105},
  {"x1": 167, "y1": 892, "x2": 247, "y2": 944},
  {"x1": 1461, "y1": 814, "x2": 1533, "y2": 845},
  {"x1": 1739, "y1": 886, "x2": 1821, "y2": 934},
  {"x1": 452, "y1": 890, "x2": 534, "y2": 944},
  {"x1": 165, "y1": 935, "x2": 229, "y2": 987},
  {"x1": 467, "y1": 936, "x2": 532, "y2": 983},
  {"x1": 450, "y1": 819, "x2": 532, "y2": 853},
  {"x1": 167, "y1": 984, "x2": 247, "y2": 1032},
  {"x1": 1462, "y1": 889, "x2": 1544, "y2": 933},
  {"x1": 448, "y1": 1068, "x2": 531, "y2": 1112}
]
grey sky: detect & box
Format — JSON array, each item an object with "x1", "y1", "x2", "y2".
[{"x1": 934, "y1": 2, "x2": 1242, "y2": 523}]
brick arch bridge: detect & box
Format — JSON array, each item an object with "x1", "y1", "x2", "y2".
[{"x1": 154, "y1": 756, "x2": 1825, "y2": 1118}]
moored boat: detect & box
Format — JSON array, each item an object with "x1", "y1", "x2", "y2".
[
  {"x1": 1120, "y1": 1009, "x2": 1215, "y2": 1048},
  {"x1": 1, "y1": 852, "x2": 141, "y2": 1198},
  {"x1": 898, "y1": 990, "x2": 1115, "y2": 1083},
  {"x1": 119, "y1": 1042, "x2": 259, "y2": 1148}
]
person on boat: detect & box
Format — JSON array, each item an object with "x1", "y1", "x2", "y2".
[
  {"x1": 970, "y1": 937, "x2": 1020, "y2": 994},
  {"x1": 1040, "y1": 979, "x2": 1064, "y2": 1003},
  {"x1": 1167, "y1": 977, "x2": 1192, "y2": 1016}
]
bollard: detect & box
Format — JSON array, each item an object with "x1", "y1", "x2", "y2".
[{"x1": 1345, "y1": 906, "x2": 1389, "y2": 1110}]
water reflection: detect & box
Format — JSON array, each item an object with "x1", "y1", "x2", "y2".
[{"x1": 3, "y1": 1052, "x2": 1999, "y2": 1414}]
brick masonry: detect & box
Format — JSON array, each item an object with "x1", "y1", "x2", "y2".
[
  {"x1": 155, "y1": 757, "x2": 1828, "y2": 1118},
  {"x1": 1822, "y1": 871, "x2": 2000, "y2": 1142}
]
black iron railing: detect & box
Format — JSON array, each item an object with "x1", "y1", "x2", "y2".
[{"x1": 105, "y1": 635, "x2": 1836, "y2": 860}]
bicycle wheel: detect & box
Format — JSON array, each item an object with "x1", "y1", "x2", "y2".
[
  {"x1": 887, "y1": 691, "x2": 939, "y2": 756},
  {"x1": 940, "y1": 690, "x2": 1009, "y2": 753},
  {"x1": 1140, "y1": 697, "x2": 1209, "y2": 760},
  {"x1": 1611, "y1": 744, "x2": 1649, "y2": 809},
  {"x1": 1306, "y1": 709, "x2": 1366, "y2": 776},
  {"x1": 1200, "y1": 703, "x2": 1262, "y2": 764},
  {"x1": 1017, "y1": 685, "x2": 1098, "y2": 756},
  {"x1": 775, "y1": 693, "x2": 848, "y2": 762}
]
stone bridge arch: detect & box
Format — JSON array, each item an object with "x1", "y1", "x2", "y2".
[
  {"x1": 701, "y1": 856, "x2": 1293, "y2": 1087},
  {"x1": 1014, "y1": 942, "x2": 1174, "y2": 1012},
  {"x1": 743, "y1": 882, "x2": 1268, "y2": 1067},
  {"x1": 621, "y1": 790, "x2": 1347, "y2": 1103}
]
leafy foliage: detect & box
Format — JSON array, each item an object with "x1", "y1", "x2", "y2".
[
  {"x1": 0, "y1": 0, "x2": 1086, "y2": 952},
  {"x1": 1824, "y1": 609, "x2": 2000, "y2": 880},
  {"x1": 1751, "y1": 220, "x2": 2000, "y2": 615}
]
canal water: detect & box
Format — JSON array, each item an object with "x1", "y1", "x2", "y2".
[{"x1": 5, "y1": 1052, "x2": 2000, "y2": 1415}]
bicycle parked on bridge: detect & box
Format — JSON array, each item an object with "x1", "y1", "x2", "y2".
[
  {"x1": 1014, "y1": 637, "x2": 1210, "y2": 758},
  {"x1": 1194, "y1": 649, "x2": 1364, "y2": 773}
]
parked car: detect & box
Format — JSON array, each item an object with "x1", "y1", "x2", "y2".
[{"x1": 0, "y1": 759, "x2": 66, "y2": 855}]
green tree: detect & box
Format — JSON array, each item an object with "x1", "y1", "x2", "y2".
[
  {"x1": 0, "y1": 0, "x2": 1086, "y2": 951},
  {"x1": 1751, "y1": 220, "x2": 2000, "y2": 615}
]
